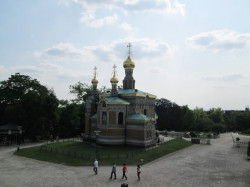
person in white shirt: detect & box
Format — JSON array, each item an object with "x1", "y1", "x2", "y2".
[{"x1": 93, "y1": 159, "x2": 98, "y2": 175}]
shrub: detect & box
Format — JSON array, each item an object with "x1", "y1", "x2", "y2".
[
  {"x1": 190, "y1": 132, "x2": 197, "y2": 138},
  {"x1": 207, "y1": 134, "x2": 211, "y2": 138},
  {"x1": 236, "y1": 137, "x2": 240, "y2": 142},
  {"x1": 243, "y1": 128, "x2": 250, "y2": 135}
]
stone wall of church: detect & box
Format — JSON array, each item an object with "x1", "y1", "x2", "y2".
[
  {"x1": 121, "y1": 97, "x2": 155, "y2": 117},
  {"x1": 98, "y1": 128, "x2": 125, "y2": 136},
  {"x1": 109, "y1": 111, "x2": 116, "y2": 125},
  {"x1": 126, "y1": 129, "x2": 144, "y2": 140}
]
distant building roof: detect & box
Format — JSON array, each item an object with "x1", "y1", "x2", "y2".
[{"x1": 0, "y1": 123, "x2": 22, "y2": 133}]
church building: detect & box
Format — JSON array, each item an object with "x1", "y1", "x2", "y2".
[{"x1": 84, "y1": 43, "x2": 158, "y2": 147}]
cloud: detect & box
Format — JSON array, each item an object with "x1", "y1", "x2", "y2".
[
  {"x1": 34, "y1": 38, "x2": 177, "y2": 64},
  {"x1": 35, "y1": 43, "x2": 97, "y2": 63},
  {"x1": 74, "y1": 0, "x2": 185, "y2": 27},
  {"x1": 120, "y1": 23, "x2": 133, "y2": 31},
  {"x1": 147, "y1": 66, "x2": 166, "y2": 74},
  {"x1": 74, "y1": 0, "x2": 185, "y2": 14},
  {"x1": 2, "y1": 63, "x2": 90, "y2": 81},
  {"x1": 186, "y1": 30, "x2": 250, "y2": 53},
  {"x1": 80, "y1": 9, "x2": 118, "y2": 28},
  {"x1": 204, "y1": 73, "x2": 246, "y2": 82}
]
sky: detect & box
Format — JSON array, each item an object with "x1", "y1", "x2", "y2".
[{"x1": 1, "y1": 0, "x2": 250, "y2": 110}]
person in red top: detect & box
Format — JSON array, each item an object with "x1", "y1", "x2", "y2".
[
  {"x1": 137, "y1": 165, "x2": 141, "y2": 181},
  {"x1": 122, "y1": 163, "x2": 127, "y2": 180}
]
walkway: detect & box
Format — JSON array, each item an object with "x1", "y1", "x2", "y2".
[{"x1": 0, "y1": 133, "x2": 249, "y2": 187}]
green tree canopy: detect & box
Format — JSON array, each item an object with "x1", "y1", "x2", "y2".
[
  {"x1": 69, "y1": 82, "x2": 109, "y2": 104},
  {"x1": 0, "y1": 73, "x2": 59, "y2": 140}
]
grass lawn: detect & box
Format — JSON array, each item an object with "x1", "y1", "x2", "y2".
[{"x1": 14, "y1": 138, "x2": 192, "y2": 166}]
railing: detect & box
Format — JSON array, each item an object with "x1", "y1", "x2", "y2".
[
  {"x1": 40, "y1": 143, "x2": 144, "y2": 161},
  {"x1": 45, "y1": 136, "x2": 81, "y2": 145},
  {"x1": 191, "y1": 138, "x2": 210, "y2": 145},
  {"x1": 232, "y1": 141, "x2": 249, "y2": 148},
  {"x1": 230, "y1": 133, "x2": 249, "y2": 148}
]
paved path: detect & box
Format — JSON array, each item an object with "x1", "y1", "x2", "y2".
[{"x1": 0, "y1": 133, "x2": 249, "y2": 187}]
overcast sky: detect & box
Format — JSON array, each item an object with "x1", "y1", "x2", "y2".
[{"x1": 1, "y1": 0, "x2": 250, "y2": 110}]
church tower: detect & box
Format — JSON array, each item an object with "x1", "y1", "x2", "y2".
[
  {"x1": 84, "y1": 67, "x2": 99, "y2": 140},
  {"x1": 123, "y1": 43, "x2": 135, "y2": 89},
  {"x1": 91, "y1": 66, "x2": 99, "y2": 97},
  {"x1": 110, "y1": 64, "x2": 119, "y2": 97}
]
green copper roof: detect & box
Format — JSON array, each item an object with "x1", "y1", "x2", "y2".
[
  {"x1": 91, "y1": 113, "x2": 97, "y2": 119},
  {"x1": 103, "y1": 89, "x2": 156, "y2": 99},
  {"x1": 102, "y1": 97, "x2": 130, "y2": 105},
  {"x1": 126, "y1": 113, "x2": 151, "y2": 122}
]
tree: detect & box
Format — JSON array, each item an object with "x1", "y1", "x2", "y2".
[
  {"x1": 0, "y1": 73, "x2": 59, "y2": 140},
  {"x1": 69, "y1": 82, "x2": 109, "y2": 104},
  {"x1": 57, "y1": 103, "x2": 83, "y2": 137},
  {"x1": 192, "y1": 108, "x2": 213, "y2": 132},
  {"x1": 155, "y1": 98, "x2": 185, "y2": 131},
  {"x1": 182, "y1": 106, "x2": 195, "y2": 130},
  {"x1": 208, "y1": 108, "x2": 224, "y2": 124}
]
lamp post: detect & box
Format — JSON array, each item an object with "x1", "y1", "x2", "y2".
[
  {"x1": 18, "y1": 129, "x2": 22, "y2": 151},
  {"x1": 93, "y1": 131, "x2": 101, "y2": 158},
  {"x1": 16, "y1": 126, "x2": 22, "y2": 151},
  {"x1": 8, "y1": 130, "x2": 11, "y2": 146}
]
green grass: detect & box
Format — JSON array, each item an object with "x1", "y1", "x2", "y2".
[{"x1": 14, "y1": 138, "x2": 192, "y2": 166}]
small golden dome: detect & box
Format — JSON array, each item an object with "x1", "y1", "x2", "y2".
[
  {"x1": 91, "y1": 66, "x2": 98, "y2": 85},
  {"x1": 92, "y1": 76, "x2": 98, "y2": 85},
  {"x1": 110, "y1": 75, "x2": 119, "y2": 84},
  {"x1": 123, "y1": 56, "x2": 135, "y2": 69}
]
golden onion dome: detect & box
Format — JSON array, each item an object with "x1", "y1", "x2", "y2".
[
  {"x1": 110, "y1": 75, "x2": 119, "y2": 84},
  {"x1": 123, "y1": 56, "x2": 135, "y2": 69},
  {"x1": 91, "y1": 66, "x2": 98, "y2": 85},
  {"x1": 91, "y1": 76, "x2": 98, "y2": 85}
]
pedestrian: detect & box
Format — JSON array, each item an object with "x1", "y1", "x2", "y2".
[
  {"x1": 93, "y1": 159, "x2": 98, "y2": 175},
  {"x1": 109, "y1": 163, "x2": 116, "y2": 179},
  {"x1": 122, "y1": 163, "x2": 127, "y2": 180},
  {"x1": 50, "y1": 134, "x2": 53, "y2": 142},
  {"x1": 137, "y1": 165, "x2": 141, "y2": 181}
]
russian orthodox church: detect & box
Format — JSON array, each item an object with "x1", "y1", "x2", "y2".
[{"x1": 84, "y1": 43, "x2": 158, "y2": 147}]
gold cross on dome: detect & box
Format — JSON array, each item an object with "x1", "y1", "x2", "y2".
[
  {"x1": 127, "y1": 42, "x2": 132, "y2": 56},
  {"x1": 94, "y1": 66, "x2": 97, "y2": 77},
  {"x1": 113, "y1": 64, "x2": 117, "y2": 76}
]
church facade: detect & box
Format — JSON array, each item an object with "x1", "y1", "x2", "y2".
[{"x1": 84, "y1": 44, "x2": 158, "y2": 147}]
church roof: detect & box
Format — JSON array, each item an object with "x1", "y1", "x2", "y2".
[
  {"x1": 102, "y1": 97, "x2": 130, "y2": 105},
  {"x1": 118, "y1": 89, "x2": 156, "y2": 99},
  {"x1": 126, "y1": 113, "x2": 151, "y2": 123},
  {"x1": 91, "y1": 113, "x2": 97, "y2": 119},
  {"x1": 102, "y1": 89, "x2": 156, "y2": 99}
]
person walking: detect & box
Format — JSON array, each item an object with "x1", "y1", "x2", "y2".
[
  {"x1": 109, "y1": 163, "x2": 116, "y2": 179},
  {"x1": 137, "y1": 165, "x2": 141, "y2": 181},
  {"x1": 93, "y1": 159, "x2": 98, "y2": 175},
  {"x1": 122, "y1": 163, "x2": 127, "y2": 180}
]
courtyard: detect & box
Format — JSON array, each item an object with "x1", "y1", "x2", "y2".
[{"x1": 0, "y1": 133, "x2": 249, "y2": 187}]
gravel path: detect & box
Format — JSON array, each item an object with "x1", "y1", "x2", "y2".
[{"x1": 0, "y1": 133, "x2": 249, "y2": 187}]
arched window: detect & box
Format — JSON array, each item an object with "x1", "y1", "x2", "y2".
[
  {"x1": 118, "y1": 112, "x2": 123, "y2": 125},
  {"x1": 102, "y1": 101, "x2": 106, "y2": 107},
  {"x1": 102, "y1": 112, "x2": 107, "y2": 125},
  {"x1": 144, "y1": 109, "x2": 147, "y2": 115}
]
